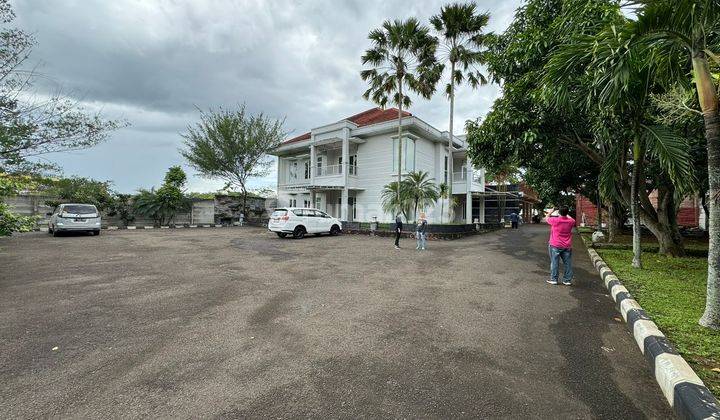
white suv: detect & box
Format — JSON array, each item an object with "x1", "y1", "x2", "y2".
[
  {"x1": 268, "y1": 207, "x2": 342, "y2": 239},
  {"x1": 48, "y1": 203, "x2": 102, "y2": 236}
]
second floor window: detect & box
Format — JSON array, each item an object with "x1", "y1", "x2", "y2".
[
  {"x1": 392, "y1": 137, "x2": 415, "y2": 173},
  {"x1": 304, "y1": 161, "x2": 310, "y2": 179},
  {"x1": 289, "y1": 161, "x2": 298, "y2": 180}
]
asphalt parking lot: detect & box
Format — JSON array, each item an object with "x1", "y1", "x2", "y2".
[{"x1": 0, "y1": 226, "x2": 672, "y2": 418}]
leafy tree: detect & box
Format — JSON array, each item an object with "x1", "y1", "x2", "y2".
[
  {"x1": 181, "y1": 105, "x2": 284, "y2": 218},
  {"x1": 380, "y1": 180, "x2": 411, "y2": 221},
  {"x1": 107, "y1": 193, "x2": 135, "y2": 227},
  {"x1": 403, "y1": 171, "x2": 440, "y2": 222},
  {"x1": 43, "y1": 177, "x2": 115, "y2": 212},
  {"x1": 0, "y1": 173, "x2": 36, "y2": 235},
  {"x1": 134, "y1": 167, "x2": 189, "y2": 227},
  {"x1": 430, "y1": 2, "x2": 491, "y2": 221},
  {"x1": 361, "y1": 18, "x2": 441, "y2": 201},
  {"x1": 613, "y1": 0, "x2": 719, "y2": 328},
  {"x1": 0, "y1": 0, "x2": 123, "y2": 173}
]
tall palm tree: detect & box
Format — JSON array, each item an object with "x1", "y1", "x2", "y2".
[
  {"x1": 430, "y1": 3, "x2": 491, "y2": 221},
  {"x1": 381, "y1": 180, "x2": 411, "y2": 221},
  {"x1": 403, "y1": 171, "x2": 440, "y2": 222},
  {"x1": 361, "y1": 19, "x2": 441, "y2": 203},
  {"x1": 438, "y1": 182, "x2": 449, "y2": 223},
  {"x1": 623, "y1": 0, "x2": 720, "y2": 328}
]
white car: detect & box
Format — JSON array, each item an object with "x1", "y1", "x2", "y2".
[
  {"x1": 47, "y1": 203, "x2": 102, "y2": 237},
  {"x1": 268, "y1": 207, "x2": 342, "y2": 239}
]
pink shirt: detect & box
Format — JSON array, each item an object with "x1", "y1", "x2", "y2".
[{"x1": 547, "y1": 216, "x2": 575, "y2": 249}]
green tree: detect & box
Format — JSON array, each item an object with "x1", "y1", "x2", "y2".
[
  {"x1": 619, "y1": 0, "x2": 720, "y2": 331},
  {"x1": 0, "y1": 173, "x2": 37, "y2": 235},
  {"x1": 430, "y1": 2, "x2": 490, "y2": 221},
  {"x1": 403, "y1": 170, "x2": 440, "y2": 222},
  {"x1": 181, "y1": 105, "x2": 284, "y2": 219},
  {"x1": 107, "y1": 193, "x2": 135, "y2": 227},
  {"x1": 44, "y1": 177, "x2": 115, "y2": 212},
  {"x1": 361, "y1": 18, "x2": 441, "y2": 201},
  {"x1": 380, "y1": 180, "x2": 411, "y2": 221},
  {"x1": 134, "y1": 167, "x2": 189, "y2": 227}
]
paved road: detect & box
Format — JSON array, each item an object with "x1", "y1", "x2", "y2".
[{"x1": 0, "y1": 226, "x2": 672, "y2": 418}]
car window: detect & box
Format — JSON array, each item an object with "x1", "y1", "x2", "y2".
[
  {"x1": 317, "y1": 211, "x2": 329, "y2": 218},
  {"x1": 291, "y1": 209, "x2": 304, "y2": 217},
  {"x1": 271, "y1": 209, "x2": 287, "y2": 217},
  {"x1": 63, "y1": 205, "x2": 97, "y2": 214},
  {"x1": 305, "y1": 210, "x2": 318, "y2": 217}
]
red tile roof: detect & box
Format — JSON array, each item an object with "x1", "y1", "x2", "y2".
[{"x1": 281, "y1": 107, "x2": 412, "y2": 145}]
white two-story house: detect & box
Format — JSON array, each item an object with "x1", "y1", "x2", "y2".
[{"x1": 271, "y1": 107, "x2": 485, "y2": 224}]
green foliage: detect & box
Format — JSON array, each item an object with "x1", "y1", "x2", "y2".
[
  {"x1": 133, "y1": 167, "x2": 189, "y2": 226},
  {"x1": 430, "y1": 2, "x2": 490, "y2": 95},
  {"x1": 164, "y1": 166, "x2": 187, "y2": 188},
  {"x1": 0, "y1": 173, "x2": 37, "y2": 235},
  {"x1": 381, "y1": 181, "x2": 411, "y2": 221},
  {"x1": 43, "y1": 177, "x2": 115, "y2": 211},
  {"x1": 360, "y1": 18, "x2": 441, "y2": 108},
  {"x1": 403, "y1": 170, "x2": 440, "y2": 221},
  {"x1": 598, "y1": 249, "x2": 720, "y2": 395},
  {"x1": 107, "y1": 193, "x2": 135, "y2": 227},
  {"x1": 181, "y1": 104, "x2": 284, "y2": 215}
]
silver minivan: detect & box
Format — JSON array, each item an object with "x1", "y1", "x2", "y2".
[{"x1": 48, "y1": 203, "x2": 102, "y2": 236}]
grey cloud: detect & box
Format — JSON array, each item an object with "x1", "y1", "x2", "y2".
[{"x1": 13, "y1": 0, "x2": 521, "y2": 192}]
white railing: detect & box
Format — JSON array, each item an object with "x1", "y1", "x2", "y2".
[
  {"x1": 349, "y1": 165, "x2": 358, "y2": 176},
  {"x1": 453, "y1": 171, "x2": 482, "y2": 184},
  {"x1": 316, "y1": 164, "x2": 358, "y2": 177},
  {"x1": 285, "y1": 175, "x2": 310, "y2": 185}
]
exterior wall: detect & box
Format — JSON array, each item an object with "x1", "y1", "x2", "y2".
[{"x1": 575, "y1": 193, "x2": 701, "y2": 228}]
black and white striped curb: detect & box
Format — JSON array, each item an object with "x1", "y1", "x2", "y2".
[{"x1": 587, "y1": 247, "x2": 720, "y2": 419}]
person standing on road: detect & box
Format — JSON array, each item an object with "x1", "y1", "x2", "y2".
[
  {"x1": 509, "y1": 212, "x2": 519, "y2": 229},
  {"x1": 546, "y1": 205, "x2": 575, "y2": 286},
  {"x1": 416, "y1": 212, "x2": 428, "y2": 250},
  {"x1": 394, "y1": 214, "x2": 403, "y2": 250}
]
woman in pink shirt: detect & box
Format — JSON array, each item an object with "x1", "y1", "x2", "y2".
[{"x1": 545, "y1": 205, "x2": 575, "y2": 285}]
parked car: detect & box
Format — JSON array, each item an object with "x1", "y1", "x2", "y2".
[
  {"x1": 268, "y1": 207, "x2": 342, "y2": 239},
  {"x1": 47, "y1": 203, "x2": 102, "y2": 236}
]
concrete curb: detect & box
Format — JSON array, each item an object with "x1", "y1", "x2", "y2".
[{"x1": 586, "y1": 247, "x2": 720, "y2": 419}]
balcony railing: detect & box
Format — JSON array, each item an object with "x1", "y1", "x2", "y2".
[
  {"x1": 453, "y1": 171, "x2": 482, "y2": 183},
  {"x1": 315, "y1": 164, "x2": 359, "y2": 177},
  {"x1": 285, "y1": 175, "x2": 310, "y2": 185}
]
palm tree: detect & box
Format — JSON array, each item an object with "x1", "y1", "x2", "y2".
[
  {"x1": 361, "y1": 19, "x2": 441, "y2": 202},
  {"x1": 430, "y1": 3, "x2": 491, "y2": 221},
  {"x1": 438, "y1": 182, "x2": 449, "y2": 223},
  {"x1": 403, "y1": 171, "x2": 440, "y2": 222},
  {"x1": 381, "y1": 180, "x2": 411, "y2": 221},
  {"x1": 623, "y1": 0, "x2": 720, "y2": 330}
]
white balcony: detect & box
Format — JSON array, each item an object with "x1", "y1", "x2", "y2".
[{"x1": 452, "y1": 171, "x2": 483, "y2": 194}]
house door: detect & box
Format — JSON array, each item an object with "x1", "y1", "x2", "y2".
[{"x1": 348, "y1": 197, "x2": 355, "y2": 221}]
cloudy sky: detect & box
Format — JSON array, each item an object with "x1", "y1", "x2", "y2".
[{"x1": 15, "y1": 0, "x2": 522, "y2": 193}]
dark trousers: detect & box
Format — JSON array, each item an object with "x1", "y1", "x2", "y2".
[
  {"x1": 511, "y1": 221, "x2": 518, "y2": 229},
  {"x1": 394, "y1": 230, "x2": 401, "y2": 246}
]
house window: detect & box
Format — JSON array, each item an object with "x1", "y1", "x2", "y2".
[
  {"x1": 304, "y1": 161, "x2": 310, "y2": 179},
  {"x1": 392, "y1": 137, "x2": 416, "y2": 173},
  {"x1": 289, "y1": 198, "x2": 297, "y2": 207},
  {"x1": 289, "y1": 161, "x2": 297, "y2": 180},
  {"x1": 349, "y1": 154, "x2": 357, "y2": 175},
  {"x1": 304, "y1": 199, "x2": 311, "y2": 208},
  {"x1": 315, "y1": 195, "x2": 321, "y2": 209}
]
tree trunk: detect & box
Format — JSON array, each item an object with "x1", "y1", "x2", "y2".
[
  {"x1": 631, "y1": 139, "x2": 644, "y2": 268},
  {"x1": 607, "y1": 201, "x2": 625, "y2": 243},
  {"x1": 447, "y1": 61, "x2": 455, "y2": 223},
  {"x1": 654, "y1": 183, "x2": 685, "y2": 256},
  {"x1": 701, "y1": 193, "x2": 710, "y2": 232},
  {"x1": 692, "y1": 53, "x2": 720, "y2": 329},
  {"x1": 397, "y1": 78, "x2": 403, "y2": 207}
]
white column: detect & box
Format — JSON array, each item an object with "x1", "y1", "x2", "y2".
[
  {"x1": 309, "y1": 140, "x2": 316, "y2": 183},
  {"x1": 341, "y1": 128, "x2": 349, "y2": 221},
  {"x1": 466, "y1": 155, "x2": 472, "y2": 224}
]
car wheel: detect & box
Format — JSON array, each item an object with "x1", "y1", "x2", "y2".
[
  {"x1": 93, "y1": 230, "x2": 100, "y2": 236},
  {"x1": 292, "y1": 226, "x2": 306, "y2": 239},
  {"x1": 276, "y1": 232, "x2": 287, "y2": 238},
  {"x1": 330, "y1": 225, "x2": 341, "y2": 236},
  {"x1": 52, "y1": 228, "x2": 60, "y2": 237},
  {"x1": 48, "y1": 225, "x2": 53, "y2": 234}
]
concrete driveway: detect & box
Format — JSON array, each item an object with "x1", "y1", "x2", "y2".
[{"x1": 0, "y1": 226, "x2": 672, "y2": 418}]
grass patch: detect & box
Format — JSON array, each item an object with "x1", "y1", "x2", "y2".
[{"x1": 597, "y1": 249, "x2": 720, "y2": 396}]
